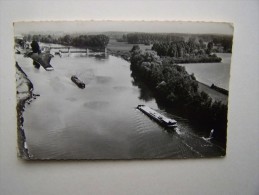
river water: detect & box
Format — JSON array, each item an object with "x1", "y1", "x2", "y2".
[
  {"x1": 180, "y1": 53, "x2": 231, "y2": 90},
  {"x1": 16, "y1": 51, "x2": 225, "y2": 160}
]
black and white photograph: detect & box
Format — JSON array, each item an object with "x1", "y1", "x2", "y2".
[{"x1": 14, "y1": 21, "x2": 233, "y2": 160}]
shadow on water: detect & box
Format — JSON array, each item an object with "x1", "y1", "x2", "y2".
[
  {"x1": 130, "y1": 70, "x2": 184, "y2": 116},
  {"x1": 131, "y1": 72, "x2": 155, "y2": 102},
  {"x1": 131, "y1": 71, "x2": 180, "y2": 114}
]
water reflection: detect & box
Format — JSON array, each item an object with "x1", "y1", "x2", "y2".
[{"x1": 131, "y1": 72, "x2": 155, "y2": 102}]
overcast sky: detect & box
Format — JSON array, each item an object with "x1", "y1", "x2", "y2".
[{"x1": 14, "y1": 21, "x2": 233, "y2": 35}]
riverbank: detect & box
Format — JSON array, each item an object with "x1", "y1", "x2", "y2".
[
  {"x1": 16, "y1": 62, "x2": 34, "y2": 159},
  {"x1": 107, "y1": 48, "x2": 131, "y2": 61},
  {"x1": 198, "y1": 82, "x2": 228, "y2": 104},
  {"x1": 161, "y1": 55, "x2": 222, "y2": 64},
  {"x1": 107, "y1": 40, "x2": 228, "y2": 104}
]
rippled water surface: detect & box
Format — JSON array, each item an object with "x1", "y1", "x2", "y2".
[{"x1": 16, "y1": 52, "x2": 225, "y2": 159}]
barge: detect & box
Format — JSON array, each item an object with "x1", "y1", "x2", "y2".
[
  {"x1": 137, "y1": 105, "x2": 177, "y2": 128},
  {"x1": 71, "y1": 75, "x2": 85, "y2": 89}
]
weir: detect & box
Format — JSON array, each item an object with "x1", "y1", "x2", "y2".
[{"x1": 49, "y1": 46, "x2": 107, "y2": 54}]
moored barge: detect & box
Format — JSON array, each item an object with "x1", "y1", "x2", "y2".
[
  {"x1": 137, "y1": 105, "x2": 177, "y2": 128},
  {"x1": 71, "y1": 75, "x2": 85, "y2": 89}
]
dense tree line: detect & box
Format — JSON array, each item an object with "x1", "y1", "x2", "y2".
[
  {"x1": 123, "y1": 33, "x2": 233, "y2": 53},
  {"x1": 23, "y1": 34, "x2": 58, "y2": 44},
  {"x1": 23, "y1": 34, "x2": 109, "y2": 48},
  {"x1": 59, "y1": 34, "x2": 109, "y2": 48},
  {"x1": 130, "y1": 45, "x2": 227, "y2": 146},
  {"x1": 125, "y1": 33, "x2": 184, "y2": 44},
  {"x1": 151, "y1": 40, "x2": 222, "y2": 63},
  {"x1": 152, "y1": 40, "x2": 208, "y2": 56},
  {"x1": 212, "y1": 35, "x2": 233, "y2": 53}
]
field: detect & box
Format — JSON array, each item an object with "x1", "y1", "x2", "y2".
[
  {"x1": 107, "y1": 39, "x2": 152, "y2": 52},
  {"x1": 107, "y1": 39, "x2": 152, "y2": 60},
  {"x1": 198, "y1": 82, "x2": 228, "y2": 104}
]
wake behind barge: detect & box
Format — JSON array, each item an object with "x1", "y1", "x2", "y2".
[{"x1": 137, "y1": 105, "x2": 177, "y2": 129}]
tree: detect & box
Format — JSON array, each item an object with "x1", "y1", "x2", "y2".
[
  {"x1": 206, "y1": 41, "x2": 213, "y2": 55},
  {"x1": 62, "y1": 35, "x2": 72, "y2": 45},
  {"x1": 130, "y1": 46, "x2": 227, "y2": 145}
]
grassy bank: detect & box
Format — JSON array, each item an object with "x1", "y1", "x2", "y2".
[{"x1": 198, "y1": 82, "x2": 228, "y2": 105}]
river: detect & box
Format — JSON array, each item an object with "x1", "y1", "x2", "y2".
[
  {"x1": 16, "y1": 51, "x2": 225, "y2": 160},
  {"x1": 180, "y1": 53, "x2": 231, "y2": 90}
]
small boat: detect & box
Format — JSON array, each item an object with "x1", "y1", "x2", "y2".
[
  {"x1": 71, "y1": 75, "x2": 85, "y2": 89},
  {"x1": 137, "y1": 105, "x2": 177, "y2": 128}
]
